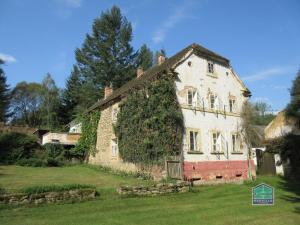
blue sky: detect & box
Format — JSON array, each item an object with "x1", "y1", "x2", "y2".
[{"x1": 0, "y1": 0, "x2": 299, "y2": 112}]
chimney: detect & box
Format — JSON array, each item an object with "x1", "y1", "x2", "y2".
[
  {"x1": 158, "y1": 54, "x2": 166, "y2": 65},
  {"x1": 104, "y1": 85, "x2": 113, "y2": 99},
  {"x1": 136, "y1": 66, "x2": 144, "y2": 78}
]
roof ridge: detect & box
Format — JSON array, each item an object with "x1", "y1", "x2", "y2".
[{"x1": 86, "y1": 43, "x2": 230, "y2": 113}]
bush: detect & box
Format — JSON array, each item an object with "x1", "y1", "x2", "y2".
[
  {"x1": 20, "y1": 184, "x2": 95, "y2": 194},
  {"x1": 46, "y1": 158, "x2": 62, "y2": 167},
  {"x1": 0, "y1": 132, "x2": 40, "y2": 163},
  {"x1": 0, "y1": 186, "x2": 6, "y2": 195},
  {"x1": 17, "y1": 158, "x2": 46, "y2": 167}
]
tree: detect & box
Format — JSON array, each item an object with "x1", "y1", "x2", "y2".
[
  {"x1": 240, "y1": 101, "x2": 262, "y2": 180},
  {"x1": 40, "y1": 73, "x2": 60, "y2": 129},
  {"x1": 10, "y1": 82, "x2": 43, "y2": 127},
  {"x1": 248, "y1": 101, "x2": 275, "y2": 126},
  {"x1": 286, "y1": 69, "x2": 300, "y2": 126},
  {"x1": 136, "y1": 44, "x2": 153, "y2": 70},
  {"x1": 75, "y1": 5, "x2": 136, "y2": 105},
  {"x1": 59, "y1": 65, "x2": 82, "y2": 124},
  {"x1": 0, "y1": 59, "x2": 10, "y2": 122}
]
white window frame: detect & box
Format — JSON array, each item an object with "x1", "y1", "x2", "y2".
[
  {"x1": 112, "y1": 108, "x2": 118, "y2": 122},
  {"x1": 187, "y1": 89, "x2": 199, "y2": 107},
  {"x1": 209, "y1": 93, "x2": 219, "y2": 110},
  {"x1": 187, "y1": 129, "x2": 201, "y2": 152},
  {"x1": 111, "y1": 138, "x2": 118, "y2": 157},
  {"x1": 229, "y1": 97, "x2": 237, "y2": 113},
  {"x1": 231, "y1": 133, "x2": 240, "y2": 153},
  {"x1": 211, "y1": 131, "x2": 224, "y2": 153},
  {"x1": 207, "y1": 61, "x2": 214, "y2": 74}
]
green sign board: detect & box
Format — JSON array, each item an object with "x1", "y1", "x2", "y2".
[{"x1": 252, "y1": 183, "x2": 274, "y2": 205}]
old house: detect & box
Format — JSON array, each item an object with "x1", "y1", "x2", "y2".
[{"x1": 87, "y1": 43, "x2": 256, "y2": 182}]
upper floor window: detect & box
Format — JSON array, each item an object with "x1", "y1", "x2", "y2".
[
  {"x1": 207, "y1": 61, "x2": 214, "y2": 74},
  {"x1": 209, "y1": 93, "x2": 219, "y2": 110},
  {"x1": 229, "y1": 98, "x2": 236, "y2": 113},
  {"x1": 187, "y1": 89, "x2": 199, "y2": 107}
]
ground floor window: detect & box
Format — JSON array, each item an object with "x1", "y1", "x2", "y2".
[
  {"x1": 231, "y1": 133, "x2": 240, "y2": 152},
  {"x1": 212, "y1": 131, "x2": 223, "y2": 153},
  {"x1": 187, "y1": 129, "x2": 201, "y2": 152}
]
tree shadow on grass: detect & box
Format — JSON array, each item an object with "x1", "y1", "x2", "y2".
[{"x1": 279, "y1": 175, "x2": 300, "y2": 214}]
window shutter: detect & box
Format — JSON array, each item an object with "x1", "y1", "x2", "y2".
[
  {"x1": 214, "y1": 95, "x2": 219, "y2": 110},
  {"x1": 216, "y1": 133, "x2": 221, "y2": 152},
  {"x1": 192, "y1": 91, "x2": 198, "y2": 107},
  {"x1": 221, "y1": 134, "x2": 225, "y2": 152}
]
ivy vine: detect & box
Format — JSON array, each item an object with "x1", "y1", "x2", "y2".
[
  {"x1": 114, "y1": 72, "x2": 184, "y2": 165},
  {"x1": 73, "y1": 110, "x2": 100, "y2": 159}
]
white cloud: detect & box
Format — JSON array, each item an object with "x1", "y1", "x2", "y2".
[
  {"x1": 0, "y1": 53, "x2": 17, "y2": 63},
  {"x1": 152, "y1": 0, "x2": 199, "y2": 44},
  {"x1": 57, "y1": 0, "x2": 82, "y2": 8},
  {"x1": 242, "y1": 66, "x2": 294, "y2": 82}
]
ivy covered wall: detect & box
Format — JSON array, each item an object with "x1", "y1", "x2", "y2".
[
  {"x1": 73, "y1": 110, "x2": 100, "y2": 159},
  {"x1": 114, "y1": 72, "x2": 184, "y2": 165}
]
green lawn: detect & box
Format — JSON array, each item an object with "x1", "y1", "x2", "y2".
[{"x1": 0, "y1": 165, "x2": 299, "y2": 225}]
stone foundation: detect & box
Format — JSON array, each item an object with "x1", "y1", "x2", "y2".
[
  {"x1": 184, "y1": 160, "x2": 256, "y2": 182},
  {"x1": 0, "y1": 189, "x2": 96, "y2": 206},
  {"x1": 117, "y1": 181, "x2": 190, "y2": 196}
]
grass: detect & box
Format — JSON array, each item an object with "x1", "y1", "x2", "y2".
[{"x1": 0, "y1": 165, "x2": 299, "y2": 225}]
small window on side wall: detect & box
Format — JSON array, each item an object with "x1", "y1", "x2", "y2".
[
  {"x1": 229, "y1": 98, "x2": 236, "y2": 113},
  {"x1": 207, "y1": 61, "x2": 214, "y2": 74},
  {"x1": 112, "y1": 108, "x2": 118, "y2": 122},
  {"x1": 111, "y1": 138, "x2": 118, "y2": 157}
]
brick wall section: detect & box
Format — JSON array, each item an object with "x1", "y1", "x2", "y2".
[
  {"x1": 183, "y1": 160, "x2": 256, "y2": 181},
  {"x1": 88, "y1": 103, "x2": 137, "y2": 172}
]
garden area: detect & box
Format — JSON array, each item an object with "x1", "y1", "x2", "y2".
[{"x1": 0, "y1": 165, "x2": 299, "y2": 225}]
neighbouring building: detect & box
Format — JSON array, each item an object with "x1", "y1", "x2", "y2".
[
  {"x1": 262, "y1": 111, "x2": 300, "y2": 175},
  {"x1": 41, "y1": 120, "x2": 82, "y2": 146},
  {"x1": 87, "y1": 43, "x2": 256, "y2": 182}
]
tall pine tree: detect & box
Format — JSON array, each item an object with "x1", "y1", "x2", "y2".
[
  {"x1": 59, "y1": 65, "x2": 84, "y2": 124},
  {"x1": 287, "y1": 69, "x2": 300, "y2": 126},
  {"x1": 75, "y1": 5, "x2": 136, "y2": 105},
  {"x1": 136, "y1": 44, "x2": 153, "y2": 70},
  {"x1": 40, "y1": 73, "x2": 60, "y2": 129},
  {"x1": 0, "y1": 59, "x2": 10, "y2": 122}
]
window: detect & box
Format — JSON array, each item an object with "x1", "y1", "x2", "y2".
[
  {"x1": 188, "y1": 129, "x2": 201, "y2": 152},
  {"x1": 212, "y1": 131, "x2": 223, "y2": 153},
  {"x1": 112, "y1": 108, "x2": 118, "y2": 122},
  {"x1": 229, "y1": 98, "x2": 236, "y2": 113},
  {"x1": 209, "y1": 93, "x2": 218, "y2": 110},
  {"x1": 111, "y1": 139, "x2": 118, "y2": 157},
  {"x1": 207, "y1": 61, "x2": 214, "y2": 74},
  {"x1": 187, "y1": 89, "x2": 198, "y2": 107},
  {"x1": 231, "y1": 133, "x2": 240, "y2": 152}
]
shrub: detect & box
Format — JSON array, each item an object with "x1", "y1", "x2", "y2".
[
  {"x1": 44, "y1": 143, "x2": 65, "y2": 159},
  {"x1": 46, "y1": 158, "x2": 62, "y2": 167},
  {"x1": 17, "y1": 158, "x2": 46, "y2": 167},
  {"x1": 20, "y1": 184, "x2": 95, "y2": 194},
  {"x1": 0, "y1": 186, "x2": 5, "y2": 195},
  {"x1": 0, "y1": 132, "x2": 40, "y2": 163}
]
